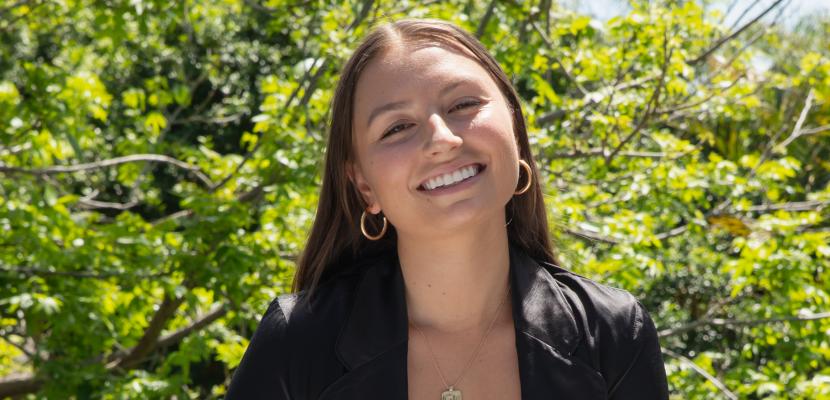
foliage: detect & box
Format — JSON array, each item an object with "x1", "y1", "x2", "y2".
[{"x1": 0, "y1": 0, "x2": 828, "y2": 398}]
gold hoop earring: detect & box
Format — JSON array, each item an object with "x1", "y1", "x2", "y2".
[
  {"x1": 360, "y1": 210, "x2": 387, "y2": 240},
  {"x1": 514, "y1": 159, "x2": 533, "y2": 195}
]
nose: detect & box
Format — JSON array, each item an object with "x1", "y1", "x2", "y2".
[{"x1": 423, "y1": 113, "x2": 462, "y2": 157}]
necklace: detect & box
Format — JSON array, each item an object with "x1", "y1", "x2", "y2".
[{"x1": 410, "y1": 286, "x2": 510, "y2": 400}]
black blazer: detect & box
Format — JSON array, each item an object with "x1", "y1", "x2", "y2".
[{"x1": 227, "y1": 246, "x2": 669, "y2": 399}]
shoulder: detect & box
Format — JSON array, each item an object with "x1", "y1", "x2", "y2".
[
  {"x1": 264, "y1": 261, "x2": 368, "y2": 346},
  {"x1": 541, "y1": 262, "x2": 662, "y2": 392},
  {"x1": 226, "y1": 260, "x2": 371, "y2": 399},
  {"x1": 544, "y1": 262, "x2": 650, "y2": 337}
]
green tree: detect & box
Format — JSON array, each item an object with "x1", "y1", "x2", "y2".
[{"x1": 1, "y1": 0, "x2": 828, "y2": 398}]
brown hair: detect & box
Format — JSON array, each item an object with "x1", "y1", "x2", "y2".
[{"x1": 292, "y1": 18, "x2": 559, "y2": 294}]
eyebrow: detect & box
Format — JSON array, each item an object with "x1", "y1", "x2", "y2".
[
  {"x1": 366, "y1": 100, "x2": 409, "y2": 129},
  {"x1": 365, "y1": 79, "x2": 475, "y2": 128}
]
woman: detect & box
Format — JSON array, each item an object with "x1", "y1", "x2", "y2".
[{"x1": 227, "y1": 19, "x2": 669, "y2": 399}]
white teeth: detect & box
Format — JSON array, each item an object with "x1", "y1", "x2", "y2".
[{"x1": 423, "y1": 165, "x2": 480, "y2": 190}]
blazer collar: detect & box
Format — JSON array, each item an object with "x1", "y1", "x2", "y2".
[
  {"x1": 336, "y1": 245, "x2": 581, "y2": 370},
  {"x1": 508, "y1": 246, "x2": 581, "y2": 357}
]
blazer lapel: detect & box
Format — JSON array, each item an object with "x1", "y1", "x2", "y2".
[
  {"x1": 509, "y1": 246, "x2": 608, "y2": 399},
  {"x1": 319, "y1": 254, "x2": 409, "y2": 399},
  {"x1": 320, "y1": 247, "x2": 608, "y2": 400}
]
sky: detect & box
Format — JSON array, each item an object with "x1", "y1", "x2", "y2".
[{"x1": 565, "y1": 0, "x2": 830, "y2": 29}]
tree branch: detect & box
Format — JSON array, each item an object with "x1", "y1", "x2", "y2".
[
  {"x1": 659, "y1": 311, "x2": 830, "y2": 338},
  {"x1": 0, "y1": 154, "x2": 214, "y2": 188},
  {"x1": 155, "y1": 304, "x2": 227, "y2": 349},
  {"x1": 777, "y1": 89, "x2": 815, "y2": 149},
  {"x1": 108, "y1": 294, "x2": 186, "y2": 370},
  {"x1": 662, "y1": 348, "x2": 738, "y2": 400},
  {"x1": 551, "y1": 148, "x2": 671, "y2": 159},
  {"x1": 0, "y1": 332, "x2": 35, "y2": 360},
  {"x1": 746, "y1": 199, "x2": 830, "y2": 212},
  {"x1": 561, "y1": 226, "x2": 620, "y2": 245},
  {"x1": 605, "y1": 27, "x2": 671, "y2": 165},
  {"x1": 725, "y1": 0, "x2": 761, "y2": 33},
  {"x1": 0, "y1": 372, "x2": 42, "y2": 399},
  {"x1": 0, "y1": 301, "x2": 228, "y2": 397},
  {"x1": 799, "y1": 124, "x2": 830, "y2": 136},
  {"x1": 0, "y1": 263, "x2": 168, "y2": 280},
  {"x1": 476, "y1": 0, "x2": 497, "y2": 38},
  {"x1": 688, "y1": 0, "x2": 786, "y2": 65}
]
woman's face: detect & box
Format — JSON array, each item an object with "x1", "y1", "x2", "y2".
[{"x1": 350, "y1": 43, "x2": 520, "y2": 239}]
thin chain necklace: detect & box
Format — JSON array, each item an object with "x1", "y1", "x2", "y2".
[{"x1": 410, "y1": 286, "x2": 510, "y2": 400}]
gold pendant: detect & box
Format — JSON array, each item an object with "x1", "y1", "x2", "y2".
[{"x1": 441, "y1": 386, "x2": 462, "y2": 400}]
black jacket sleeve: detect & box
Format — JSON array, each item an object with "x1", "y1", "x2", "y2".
[
  {"x1": 226, "y1": 299, "x2": 291, "y2": 400},
  {"x1": 608, "y1": 301, "x2": 669, "y2": 399}
]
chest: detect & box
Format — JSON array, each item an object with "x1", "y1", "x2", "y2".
[{"x1": 406, "y1": 325, "x2": 521, "y2": 400}]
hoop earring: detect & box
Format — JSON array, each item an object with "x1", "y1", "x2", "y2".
[
  {"x1": 514, "y1": 159, "x2": 532, "y2": 195},
  {"x1": 360, "y1": 210, "x2": 387, "y2": 240}
]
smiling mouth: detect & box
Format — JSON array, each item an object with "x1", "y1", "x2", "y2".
[{"x1": 418, "y1": 164, "x2": 486, "y2": 191}]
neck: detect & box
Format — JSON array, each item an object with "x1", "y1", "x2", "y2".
[{"x1": 397, "y1": 213, "x2": 511, "y2": 334}]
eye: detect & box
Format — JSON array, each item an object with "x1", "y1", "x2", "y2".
[
  {"x1": 382, "y1": 122, "x2": 414, "y2": 138},
  {"x1": 449, "y1": 99, "x2": 481, "y2": 113}
]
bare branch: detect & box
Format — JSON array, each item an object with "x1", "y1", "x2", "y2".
[
  {"x1": 0, "y1": 154, "x2": 214, "y2": 188},
  {"x1": 0, "y1": 332, "x2": 35, "y2": 360},
  {"x1": 561, "y1": 226, "x2": 619, "y2": 245},
  {"x1": 151, "y1": 209, "x2": 195, "y2": 226},
  {"x1": 551, "y1": 148, "x2": 670, "y2": 159},
  {"x1": 662, "y1": 348, "x2": 739, "y2": 400},
  {"x1": 718, "y1": 0, "x2": 742, "y2": 25},
  {"x1": 0, "y1": 264, "x2": 167, "y2": 280},
  {"x1": 476, "y1": 0, "x2": 497, "y2": 38},
  {"x1": 688, "y1": 0, "x2": 786, "y2": 65},
  {"x1": 659, "y1": 311, "x2": 830, "y2": 338},
  {"x1": 725, "y1": 0, "x2": 762, "y2": 33},
  {"x1": 108, "y1": 294, "x2": 186, "y2": 369},
  {"x1": 0, "y1": 372, "x2": 42, "y2": 399},
  {"x1": 746, "y1": 199, "x2": 830, "y2": 212},
  {"x1": 77, "y1": 198, "x2": 140, "y2": 211},
  {"x1": 777, "y1": 89, "x2": 815, "y2": 149},
  {"x1": 298, "y1": 59, "x2": 328, "y2": 108},
  {"x1": 654, "y1": 224, "x2": 689, "y2": 240},
  {"x1": 155, "y1": 304, "x2": 227, "y2": 349},
  {"x1": 799, "y1": 124, "x2": 830, "y2": 136}
]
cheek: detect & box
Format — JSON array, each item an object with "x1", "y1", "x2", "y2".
[
  {"x1": 468, "y1": 105, "x2": 518, "y2": 152},
  {"x1": 467, "y1": 106, "x2": 521, "y2": 190},
  {"x1": 364, "y1": 144, "x2": 417, "y2": 198}
]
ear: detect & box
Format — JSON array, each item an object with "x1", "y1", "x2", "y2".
[{"x1": 347, "y1": 161, "x2": 382, "y2": 214}]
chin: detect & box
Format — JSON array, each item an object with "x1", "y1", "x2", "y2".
[{"x1": 412, "y1": 201, "x2": 506, "y2": 238}]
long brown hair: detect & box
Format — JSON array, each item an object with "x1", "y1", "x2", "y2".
[{"x1": 293, "y1": 18, "x2": 559, "y2": 294}]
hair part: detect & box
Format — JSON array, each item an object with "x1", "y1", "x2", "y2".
[{"x1": 293, "y1": 18, "x2": 559, "y2": 296}]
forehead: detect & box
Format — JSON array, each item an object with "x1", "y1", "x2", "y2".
[
  {"x1": 353, "y1": 44, "x2": 498, "y2": 116},
  {"x1": 364, "y1": 43, "x2": 487, "y2": 79}
]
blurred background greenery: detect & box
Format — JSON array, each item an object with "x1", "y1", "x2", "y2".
[{"x1": 1, "y1": 0, "x2": 828, "y2": 398}]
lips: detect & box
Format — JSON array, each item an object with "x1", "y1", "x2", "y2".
[{"x1": 417, "y1": 163, "x2": 485, "y2": 191}]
